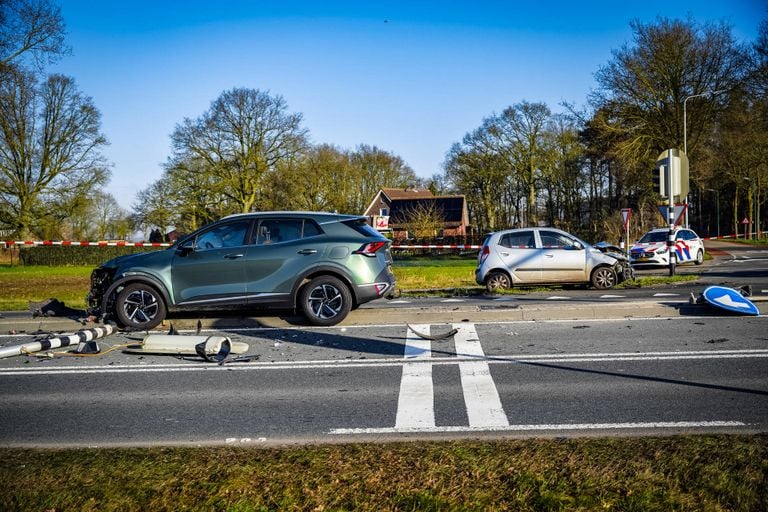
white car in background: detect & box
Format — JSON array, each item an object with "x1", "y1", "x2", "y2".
[
  {"x1": 629, "y1": 227, "x2": 705, "y2": 267},
  {"x1": 475, "y1": 227, "x2": 628, "y2": 292}
]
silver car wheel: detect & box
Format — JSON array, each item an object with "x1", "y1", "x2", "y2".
[
  {"x1": 485, "y1": 271, "x2": 511, "y2": 293},
  {"x1": 591, "y1": 267, "x2": 617, "y2": 289}
]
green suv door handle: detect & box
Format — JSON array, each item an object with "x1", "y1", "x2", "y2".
[{"x1": 298, "y1": 249, "x2": 317, "y2": 255}]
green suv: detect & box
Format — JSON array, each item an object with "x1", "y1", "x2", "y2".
[{"x1": 87, "y1": 212, "x2": 396, "y2": 329}]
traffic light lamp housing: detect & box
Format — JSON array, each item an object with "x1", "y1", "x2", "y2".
[{"x1": 654, "y1": 149, "x2": 689, "y2": 201}]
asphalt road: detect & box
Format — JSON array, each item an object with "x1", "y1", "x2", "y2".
[
  {"x1": 1, "y1": 316, "x2": 766, "y2": 447},
  {"x1": 0, "y1": 240, "x2": 766, "y2": 447}
]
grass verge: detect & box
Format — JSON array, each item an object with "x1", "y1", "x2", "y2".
[
  {"x1": 0, "y1": 265, "x2": 91, "y2": 311},
  {"x1": 0, "y1": 261, "x2": 701, "y2": 310},
  {"x1": 1, "y1": 436, "x2": 766, "y2": 511}
]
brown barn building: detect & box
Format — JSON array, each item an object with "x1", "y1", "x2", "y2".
[{"x1": 363, "y1": 188, "x2": 470, "y2": 239}]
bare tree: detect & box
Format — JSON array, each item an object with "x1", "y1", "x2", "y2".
[
  {"x1": 0, "y1": 69, "x2": 109, "y2": 237},
  {"x1": 265, "y1": 144, "x2": 356, "y2": 212},
  {"x1": 490, "y1": 101, "x2": 551, "y2": 226},
  {"x1": 167, "y1": 88, "x2": 309, "y2": 213},
  {"x1": 444, "y1": 134, "x2": 510, "y2": 232},
  {"x1": 396, "y1": 200, "x2": 445, "y2": 238},
  {"x1": 445, "y1": 101, "x2": 551, "y2": 231},
  {"x1": 0, "y1": 0, "x2": 68, "y2": 69},
  {"x1": 90, "y1": 191, "x2": 129, "y2": 239},
  {"x1": 591, "y1": 17, "x2": 746, "y2": 171},
  {"x1": 350, "y1": 144, "x2": 416, "y2": 213},
  {"x1": 132, "y1": 175, "x2": 179, "y2": 236},
  {"x1": 540, "y1": 113, "x2": 585, "y2": 230}
]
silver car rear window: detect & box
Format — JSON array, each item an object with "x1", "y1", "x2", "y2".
[{"x1": 499, "y1": 231, "x2": 535, "y2": 248}]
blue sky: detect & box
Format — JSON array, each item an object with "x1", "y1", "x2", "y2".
[{"x1": 51, "y1": 1, "x2": 765, "y2": 210}]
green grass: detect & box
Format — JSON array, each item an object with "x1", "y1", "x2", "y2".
[
  {"x1": 0, "y1": 264, "x2": 91, "y2": 311},
  {"x1": 620, "y1": 274, "x2": 698, "y2": 288},
  {"x1": 725, "y1": 237, "x2": 768, "y2": 246},
  {"x1": 393, "y1": 259, "x2": 478, "y2": 290},
  {"x1": 1, "y1": 436, "x2": 766, "y2": 511},
  {"x1": 0, "y1": 261, "x2": 700, "y2": 310}
]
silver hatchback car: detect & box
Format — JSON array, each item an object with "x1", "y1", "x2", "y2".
[{"x1": 475, "y1": 227, "x2": 626, "y2": 292}]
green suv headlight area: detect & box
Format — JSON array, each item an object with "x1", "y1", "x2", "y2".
[{"x1": 87, "y1": 212, "x2": 395, "y2": 330}]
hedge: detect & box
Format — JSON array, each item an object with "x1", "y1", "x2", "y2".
[{"x1": 16, "y1": 246, "x2": 166, "y2": 266}]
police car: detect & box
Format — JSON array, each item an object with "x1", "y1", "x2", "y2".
[{"x1": 629, "y1": 227, "x2": 705, "y2": 266}]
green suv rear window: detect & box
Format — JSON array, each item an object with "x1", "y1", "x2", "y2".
[{"x1": 342, "y1": 218, "x2": 381, "y2": 238}]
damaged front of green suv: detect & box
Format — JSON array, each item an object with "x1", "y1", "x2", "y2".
[
  {"x1": 86, "y1": 265, "x2": 118, "y2": 318},
  {"x1": 85, "y1": 250, "x2": 175, "y2": 325}
]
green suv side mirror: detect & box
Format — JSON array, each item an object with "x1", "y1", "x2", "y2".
[{"x1": 177, "y1": 239, "x2": 196, "y2": 255}]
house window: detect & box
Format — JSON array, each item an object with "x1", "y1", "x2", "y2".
[{"x1": 380, "y1": 207, "x2": 389, "y2": 216}]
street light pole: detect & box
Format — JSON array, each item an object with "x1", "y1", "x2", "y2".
[
  {"x1": 683, "y1": 89, "x2": 725, "y2": 230},
  {"x1": 683, "y1": 90, "x2": 725, "y2": 156}
]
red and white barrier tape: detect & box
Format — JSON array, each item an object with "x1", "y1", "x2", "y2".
[
  {"x1": 391, "y1": 244, "x2": 481, "y2": 249},
  {"x1": 0, "y1": 240, "x2": 171, "y2": 247},
  {"x1": 0, "y1": 233, "x2": 755, "y2": 249},
  {"x1": 0, "y1": 240, "x2": 478, "y2": 249}
]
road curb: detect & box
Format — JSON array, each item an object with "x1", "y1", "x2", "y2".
[{"x1": 2, "y1": 298, "x2": 754, "y2": 334}]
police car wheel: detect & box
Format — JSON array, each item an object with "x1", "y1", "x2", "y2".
[{"x1": 695, "y1": 249, "x2": 704, "y2": 265}]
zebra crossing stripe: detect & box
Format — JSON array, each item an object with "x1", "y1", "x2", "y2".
[
  {"x1": 453, "y1": 324, "x2": 509, "y2": 427},
  {"x1": 395, "y1": 324, "x2": 434, "y2": 428}
]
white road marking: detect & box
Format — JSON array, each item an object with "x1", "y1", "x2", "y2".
[
  {"x1": 453, "y1": 324, "x2": 508, "y2": 427},
  {"x1": 440, "y1": 298, "x2": 465, "y2": 303},
  {"x1": 329, "y1": 421, "x2": 746, "y2": 435},
  {"x1": 226, "y1": 437, "x2": 266, "y2": 443},
  {"x1": 493, "y1": 297, "x2": 518, "y2": 301},
  {"x1": 388, "y1": 300, "x2": 412, "y2": 304},
  {"x1": 653, "y1": 293, "x2": 680, "y2": 297},
  {"x1": 547, "y1": 296, "x2": 572, "y2": 300},
  {"x1": 3, "y1": 349, "x2": 768, "y2": 376},
  {"x1": 395, "y1": 324, "x2": 434, "y2": 429},
  {"x1": 600, "y1": 294, "x2": 625, "y2": 299}
]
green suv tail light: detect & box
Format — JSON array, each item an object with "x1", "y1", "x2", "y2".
[{"x1": 354, "y1": 241, "x2": 387, "y2": 257}]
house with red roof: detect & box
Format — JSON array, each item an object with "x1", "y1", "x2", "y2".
[{"x1": 363, "y1": 188, "x2": 470, "y2": 239}]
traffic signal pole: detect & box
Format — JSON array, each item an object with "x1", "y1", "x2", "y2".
[
  {"x1": 665, "y1": 158, "x2": 676, "y2": 277},
  {"x1": 654, "y1": 149, "x2": 687, "y2": 277}
]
